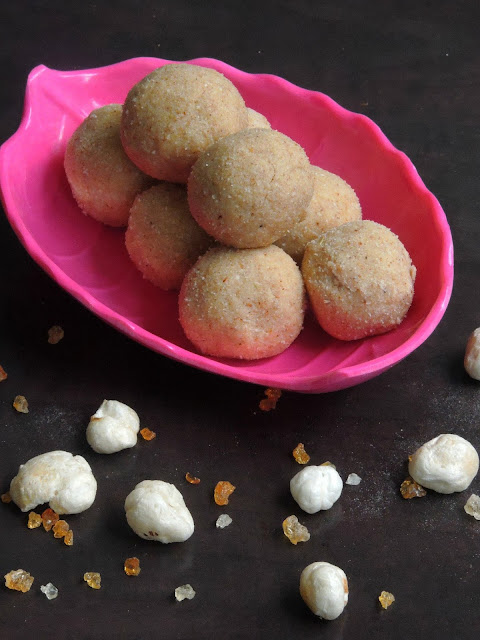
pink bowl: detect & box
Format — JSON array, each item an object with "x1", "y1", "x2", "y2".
[{"x1": 0, "y1": 57, "x2": 453, "y2": 393}]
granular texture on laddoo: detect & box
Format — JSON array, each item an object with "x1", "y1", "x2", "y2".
[
  {"x1": 179, "y1": 245, "x2": 306, "y2": 359},
  {"x1": 187, "y1": 128, "x2": 314, "y2": 248},
  {"x1": 276, "y1": 166, "x2": 362, "y2": 264},
  {"x1": 302, "y1": 220, "x2": 416, "y2": 341},
  {"x1": 64, "y1": 104, "x2": 154, "y2": 227},
  {"x1": 246, "y1": 108, "x2": 271, "y2": 129},
  {"x1": 121, "y1": 63, "x2": 248, "y2": 183},
  {"x1": 126, "y1": 183, "x2": 213, "y2": 290}
]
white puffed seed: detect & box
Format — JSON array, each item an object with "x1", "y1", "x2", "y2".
[
  {"x1": 300, "y1": 562, "x2": 348, "y2": 620},
  {"x1": 290, "y1": 465, "x2": 343, "y2": 514},
  {"x1": 86, "y1": 399, "x2": 140, "y2": 454},
  {"x1": 408, "y1": 434, "x2": 479, "y2": 494},
  {"x1": 125, "y1": 480, "x2": 194, "y2": 543},
  {"x1": 9, "y1": 450, "x2": 97, "y2": 514},
  {"x1": 464, "y1": 328, "x2": 480, "y2": 380}
]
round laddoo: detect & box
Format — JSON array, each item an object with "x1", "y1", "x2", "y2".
[
  {"x1": 179, "y1": 245, "x2": 306, "y2": 359},
  {"x1": 64, "y1": 104, "x2": 154, "y2": 226},
  {"x1": 276, "y1": 166, "x2": 362, "y2": 264},
  {"x1": 125, "y1": 183, "x2": 213, "y2": 290},
  {"x1": 187, "y1": 128, "x2": 314, "y2": 248},
  {"x1": 246, "y1": 107, "x2": 271, "y2": 129},
  {"x1": 120, "y1": 63, "x2": 248, "y2": 183},
  {"x1": 302, "y1": 220, "x2": 416, "y2": 341}
]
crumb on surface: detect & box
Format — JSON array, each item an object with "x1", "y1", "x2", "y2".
[{"x1": 48, "y1": 325, "x2": 64, "y2": 344}]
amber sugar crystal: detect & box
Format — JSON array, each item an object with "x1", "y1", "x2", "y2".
[
  {"x1": 13, "y1": 395, "x2": 29, "y2": 413},
  {"x1": 214, "y1": 481, "x2": 236, "y2": 506},
  {"x1": 185, "y1": 472, "x2": 201, "y2": 485},
  {"x1": 400, "y1": 477, "x2": 427, "y2": 499},
  {"x1": 53, "y1": 520, "x2": 69, "y2": 539},
  {"x1": 282, "y1": 515, "x2": 310, "y2": 545},
  {"x1": 42, "y1": 508, "x2": 60, "y2": 531},
  {"x1": 64, "y1": 530, "x2": 74, "y2": 546},
  {"x1": 124, "y1": 557, "x2": 141, "y2": 576},
  {"x1": 259, "y1": 388, "x2": 282, "y2": 411},
  {"x1": 292, "y1": 443, "x2": 310, "y2": 465},
  {"x1": 4, "y1": 569, "x2": 34, "y2": 593},
  {"x1": 0, "y1": 365, "x2": 7, "y2": 381},
  {"x1": 379, "y1": 591, "x2": 395, "y2": 609},
  {"x1": 27, "y1": 512, "x2": 42, "y2": 529},
  {"x1": 140, "y1": 427, "x2": 156, "y2": 441},
  {"x1": 84, "y1": 572, "x2": 101, "y2": 589}
]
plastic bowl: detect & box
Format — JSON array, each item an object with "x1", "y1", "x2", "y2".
[{"x1": 0, "y1": 57, "x2": 453, "y2": 392}]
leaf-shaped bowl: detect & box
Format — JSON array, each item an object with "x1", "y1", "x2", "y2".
[{"x1": 0, "y1": 57, "x2": 453, "y2": 393}]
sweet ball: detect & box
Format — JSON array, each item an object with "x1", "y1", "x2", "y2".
[
  {"x1": 302, "y1": 220, "x2": 416, "y2": 340},
  {"x1": 126, "y1": 183, "x2": 213, "y2": 290},
  {"x1": 179, "y1": 245, "x2": 306, "y2": 359},
  {"x1": 120, "y1": 63, "x2": 248, "y2": 183},
  {"x1": 187, "y1": 128, "x2": 314, "y2": 248},
  {"x1": 64, "y1": 104, "x2": 154, "y2": 227}
]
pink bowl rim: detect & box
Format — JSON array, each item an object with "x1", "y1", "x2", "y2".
[{"x1": 0, "y1": 57, "x2": 454, "y2": 392}]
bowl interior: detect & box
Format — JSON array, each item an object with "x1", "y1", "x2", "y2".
[{"x1": 0, "y1": 57, "x2": 453, "y2": 392}]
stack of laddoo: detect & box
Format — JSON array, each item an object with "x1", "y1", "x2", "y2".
[{"x1": 64, "y1": 63, "x2": 416, "y2": 359}]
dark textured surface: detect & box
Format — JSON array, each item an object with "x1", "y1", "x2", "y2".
[{"x1": 1, "y1": 2, "x2": 480, "y2": 638}]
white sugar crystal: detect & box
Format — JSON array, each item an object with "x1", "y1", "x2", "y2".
[
  {"x1": 346, "y1": 473, "x2": 362, "y2": 486},
  {"x1": 464, "y1": 494, "x2": 480, "y2": 520},
  {"x1": 175, "y1": 584, "x2": 196, "y2": 602},
  {"x1": 216, "y1": 514, "x2": 232, "y2": 529},
  {"x1": 40, "y1": 582, "x2": 58, "y2": 600}
]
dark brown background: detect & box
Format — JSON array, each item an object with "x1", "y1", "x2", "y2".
[{"x1": 1, "y1": 1, "x2": 479, "y2": 638}]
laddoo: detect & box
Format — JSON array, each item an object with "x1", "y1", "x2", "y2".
[
  {"x1": 187, "y1": 128, "x2": 314, "y2": 248},
  {"x1": 276, "y1": 166, "x2": 362, "y2": 264},
  {"x1": 246, "y1": 107, "x2": 271, "y2": 129},
  {"x1": 179, "y1": 245, "x2": 306, "y2": 359},
  {"x1": 120, "y1": 64, "x2": 248, "y2": 183},
  {"x1": 302, "y1": 220, "x2": 416, "y2": 340},
  {"x1": 126, "y1": 183, "x2": 213, "y2": 290},
  {"x1": 64, "y1": 104, "x2": 154, "y2": 227}
]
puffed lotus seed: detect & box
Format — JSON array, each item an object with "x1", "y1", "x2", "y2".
[
  {"x1": 125, "y1": 480, "x2": 194, "y2": 543},
  {"x1": 290, "y1": 465, "x2": 343, "y2": 514},
  {"x1": 86, "y1": 399, "x2": 140, "y2": 454},
  {"x1": 300, "y1": 562, "x2": 348, "y2": 620},
  {"x1": 408, "y1": 434, "x2": 479, "y2": 494},
  {"x1": 9, "y1": 451, "x2": 97, "y2": 514}
]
